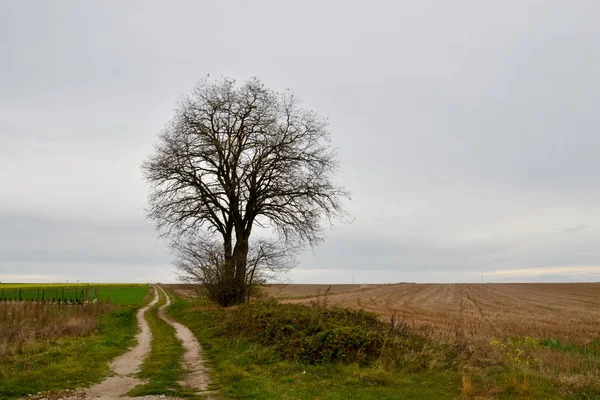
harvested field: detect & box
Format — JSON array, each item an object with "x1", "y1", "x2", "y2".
[
  {"x1": 165, "y1": 283, "x2": 384, "y2": 300},
  {"x1": 290, "y1": 283, "x2": 600, "y2": 348},
  {"x1": 290, "y1": 283, "x2": 600, "y2": 389},
  {"x1": 164, "y1": 283, "x2": 200, "y2": 300},
  {"x1": 262, "y1": 283, "x2": 382, "y2": 298}
]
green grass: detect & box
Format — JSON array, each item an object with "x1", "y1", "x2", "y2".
[
  {"x1": 0, "y1": 284, "x2": 149, "y2": 305},
  {"x1": 0, "y1": 306, "x2": 139, "y2": 400},
  {"x1": 166, "y1": 296, "x2": 600, "y2": 400},
  {"x1": 128, "y1": 288, "x2": 197, "y2": 398},
  {"x1": 168, "y1": 298, "x2": 465, "y2": 400},
  {"x1": 96, "y1": 285, "x2": 150, "y2": 305},
  {"x1": 541, "y1": 338, "x2": 600, "y2": 356}
]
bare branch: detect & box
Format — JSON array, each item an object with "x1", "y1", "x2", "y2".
[{"x1": 142, "y1": 76, "x2": 350, "y2": 306}]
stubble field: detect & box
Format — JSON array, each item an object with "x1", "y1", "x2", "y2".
[
  {"x1": 287, "y1": 283, "x2": 600, "y2": 347},
  {"x1": 282, "y1": 282, "x2": 600, "y2": 391},
  {"x1": 262, "y1": 283, "x2": 382, "y2": 298}
]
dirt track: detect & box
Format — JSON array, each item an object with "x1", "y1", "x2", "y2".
[
  {"x1": 46, "y1": 286, "x2": 211, "y2": 400},
  {"x1": 157, "y1": 286, "x2": 211, "y2": 392},
  {"x1": 82, "y1": 286, "x2": 160, "y2": 399}
]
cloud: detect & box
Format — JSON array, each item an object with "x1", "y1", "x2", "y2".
[
  {"x1": 0, "y1": 213, "x2": 169, "y2": 265},
  {"x1": 0, "y1": 264, "x2": 175, "y2": 284},
  {"x1": 0, "y1": 213, "x2": 175, "y2": 282},
  {"x1": 0, "y1": 274, "x2": 63, "y2": 283},
  {"x1": 561, "y1": 224, "x2": 590, "y2": 233},
  {"x1": 1, "y1": 1, "x2": 600, "y2": 283},
  {"x1": 486, "y1": 265, "x2": 600, "y2": 277}
]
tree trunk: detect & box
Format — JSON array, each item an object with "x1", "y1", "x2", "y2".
[
  {"x1": 221, "y1": 233, "x2": 237, "y2": 306},
  {"x1": 231, "y1": 238, "x2": 249, "y2": 305}
]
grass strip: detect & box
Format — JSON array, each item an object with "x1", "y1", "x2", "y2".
[{"x1": 128, "y1": 288, "x2": 197, "y2": 398}]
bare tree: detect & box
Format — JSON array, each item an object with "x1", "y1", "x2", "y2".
[
  {"x1": 174, "y1": 233, "x2": 296, "y2": 304},
  {"x1": 142, "y1": 77, "x2": 349, "y2": 306}
]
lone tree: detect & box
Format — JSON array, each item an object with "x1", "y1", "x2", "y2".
[{"x1": 142, "y1": 77, "x2": 349, "y2": 306}]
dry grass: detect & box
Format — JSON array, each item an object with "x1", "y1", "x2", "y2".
[
  {"x1": 163, "y1": 283, "x2": 200, "y2": 300},
  {"x1": 165, "y1": 283, "x2": 383, "y2": 300},
  {"x1": 0, "y1": 300, "x2": 114, "y2": 357},
  {"x1": 460, "y1": 373, "x2": 475, "y2": 398},
  {"x1": 288, "y1": 283, "x2": 600, "y2": 386},
  {"x1": 289, "y1": 283, "x2": 600, "y2": 346},
  {"x1": 262, "y1": 283, "x2": 383, "y2": 298}
]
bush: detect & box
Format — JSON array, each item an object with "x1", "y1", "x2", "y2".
[{"x1": 219, "y1": 301, "x2": 385, "y2": 364}]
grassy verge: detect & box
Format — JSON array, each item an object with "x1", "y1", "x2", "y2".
[
  {"x1": 168, "y1": 298, "x2": 464, "y2": 400},
  {"x1": 128, "y1": 288, "x2": 196, "y2": 398},
  {"x1": 167, "y1": 295, "x2": 600, "y2": 399},
  {"x1": 0, "y1": 305, "x2": 138, "y2": 399}
]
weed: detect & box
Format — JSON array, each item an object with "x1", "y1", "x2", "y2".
[
  {"x1": 489, "y1": 336, "x2": 541, "y2": 370},
  {"x1": 460, "y1": 373, "x2": 475, "y2": 398}
]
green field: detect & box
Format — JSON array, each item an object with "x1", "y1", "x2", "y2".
[
  {"x1": 0, "y1": 283, "x2": 151, "y2": 399},
  {"x1": 0, "y1": 284, "x2": 149, "y2": 305}
]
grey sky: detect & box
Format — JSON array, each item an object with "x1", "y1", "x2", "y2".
[{"x1": 1, "y1": 0, "x2": 599, "y2": 283}]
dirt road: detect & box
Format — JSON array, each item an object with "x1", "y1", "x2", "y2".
[
  {"x1": 156, "y1": 285, "x2": 211, "y2": 392},
  {"x1": 82, "y1": 286, "x2": 160, "y2": 399},
  {"x1": 46, "y1": 285, "x2": 211, "y2": 400}
]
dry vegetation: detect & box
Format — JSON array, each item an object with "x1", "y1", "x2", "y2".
[
  {"x1": 262, "y1": 283, "x2": 383, "y2": 298},
  {"x1": 0, "y1": 300, "x2": 114, "y2": 357},
  {"x1": 289, "y1": 283, "x2": 600, "y2": 390},
  {"x1": 163, "y1": 283, "x2": 200, "y2": 300},
  {"x1": 289, "y1": 283, "x2": 600, "y2": 346},
  {"x1": 166, "y1": 283, "x2": 383, "y2": 300}
]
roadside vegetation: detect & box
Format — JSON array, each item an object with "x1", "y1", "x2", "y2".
[
  {"x1": 0, "y1": 284, "x2": 150, "y2": 399},
  {"x1": 167, "y1": 284, "x2": 600, "y2": 400},
  {"x1": 168, "y1": 295, "x2": 463, "y2": 399},
  {"x1": 2, "y1": 281, "x2": 597, "y2": 399}
]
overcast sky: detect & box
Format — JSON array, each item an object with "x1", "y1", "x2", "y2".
[{"x1": 1, "y1": 0, "x2": 599, "y2": 284}]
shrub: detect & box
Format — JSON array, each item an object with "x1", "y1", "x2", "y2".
[{"x1": 219, "y1": 301, "x2": 385, "y2": 364}]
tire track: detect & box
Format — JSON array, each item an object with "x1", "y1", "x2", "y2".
[
  {"x1": 56, "y1": 287, "x2": 172, "y2": 400},
  {"x1": 156, "y1": 285, "x2": 212, "y2": 395}
]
